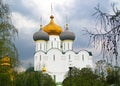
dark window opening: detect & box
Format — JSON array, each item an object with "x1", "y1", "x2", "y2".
[
  {"x1": 69, "y1": 55, "x2": 71, "y2": 60},
  {"x1": 40, "y1": 55, "x2": 41, "y2": 61},
  {"x1": 82, "y1": 54, "x2": 84, "y2": 61},
  {"x1": 53, "y1": 55, "x2": 55, "y2": 61}
]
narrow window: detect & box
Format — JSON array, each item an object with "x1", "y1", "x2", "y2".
[
  {"x1": 40, "y1": 55, "x2": 41, "y2": 61},
  {"x1": 69, "y1": 55, "x2": 71, "y2": 60},
  {"x1": 40, "y1": 43, "x2": 41, "y2": 50},
  {"x1": 44, "y1": 44, "x2": 46, "y2": 51},
  {"x1": 82, "y1": 54, "x2": 84, "y2": 61},
  {"x1": 68, "y1": 43, "x2": 69, "y2": 49},
  {"x1": 64, "y1": 43, "x2": 65, "y2": 50},
  {"x1": 53, "y1": 55, "x2": 55, "y2": 61},
  {"x1": 51, "y1": 42, "x2": 53, "y2": 48}
]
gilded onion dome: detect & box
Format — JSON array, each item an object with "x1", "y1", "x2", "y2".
[
  {"x1": 33, "y1": 25, "x2": 49, "y2": 41},
  {"x1": 43, "y1": 15, "x2": 63, "y2": 35},
  {"x1": 60, "y1": 24, "x2": 75, "y2": 40},
  {"x1": 1, "y1": 55, "x2": 10, "y2": 66},
  {"x1": 42, "y1": 66, "x2": 46, "y2": 72}
]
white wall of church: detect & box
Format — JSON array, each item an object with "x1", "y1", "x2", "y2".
[
  {"x1": 34, "y1": 35, "x2": 93, "y2": 83},
  {"x1": 34, "y1": 47, "x2": 93, "y2": 83},
  {"x1": 33, "y1": 14, "x2": 93, "y2": 85}
]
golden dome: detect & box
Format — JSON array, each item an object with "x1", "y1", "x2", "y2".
[
  {"x1": 43, "y1": 15, "x2": 63, "y2": 35},
  {"x1": 1, "y1": 56, "x2": 10, "y2": 66},
  {"x1": 42, "y1": 66, "x2": 46, "y2": 72},
  {"x1": 1, "y1": 63, "x2": 10, "y2": 66},
  {"x1": 1, "y1": 56, "x2": 10, "y2": 63}
]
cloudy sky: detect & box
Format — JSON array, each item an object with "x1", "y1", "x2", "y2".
[{"x1": 6, "y1": 0, "x2": 120, "y2": 68}]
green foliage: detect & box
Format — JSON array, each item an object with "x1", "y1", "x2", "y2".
[
  {"x1": 106, "y1": 67, "x2": 120, "y2": 85},
  {"x1": 0, "y1": 0, "x2": 18, "y2": 40},
  {"x1": 25, "y1": 67, "x2": 34, "y2": 72},
  {"x1": 0, "y1": 73, "x2": 12, "y2": 86},
  {"x1": 0, "y1": 66, "x2": 10, "y2": 73},
  {"x1": 63, "y1": 67, "x2": 109, "y2": 86},
  {"x1": 0, "y1": 0, "x2": 19, "y2": 67},
  {"x1": 14, "y1": 71, "x2": 56, "y2": 86}
]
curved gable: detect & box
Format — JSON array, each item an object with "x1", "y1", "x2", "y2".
[
  {"x1": 47, "y1": 48, "x2": 62, "y2": 54},
  {"x1": 65, "y1": 50, "x2": 76, "y2": 55},
  {"x1": 34, "y1": 50, "x2": 46, "y2": 56},
  {"x1": 46, "y1": 48, "x2": 62, "y2": 61},
  {"x1": 77, "y1": 50, "x2": 91, "y2": 56}
]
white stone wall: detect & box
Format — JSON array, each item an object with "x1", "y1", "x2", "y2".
[
  {"x1": 34, "y1": 35, "x2": 93, "y2": 83},
  {"x1": 34, "y1": 49, "x2": 93, "y2": 83}
]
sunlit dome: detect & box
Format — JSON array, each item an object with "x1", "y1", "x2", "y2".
[
  {"x1": 1, "y1": 55, "x2": 10, "y2": 66},
  {"x1": 42, "y1": 66, "x2": 46, "y2": 72},
  {"x1": 43, "y1": 15, "x2": 63, "y2": 35},
  {"x1": 1, "y1": 55, "x2": 10, "y2": 63}
]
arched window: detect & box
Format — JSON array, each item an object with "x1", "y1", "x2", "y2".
[
  {"x1": 40, "y1": 43, "x2": 41, "y2": 50},
  {"x1": 40, "y1": 55, "x2": 41, "y2": 61},
  {"x1": 53, "y1": 55, "x2": 55, "y2": 61},
  {"x1": 68, "y1": 43, "x2": 69, "y2": 49},
  {"x1": 69, "y1": 55, "x2": 71, "y2": 60},
  {"x1": 44, "y1": 43, "x2": 46, "y2": 51},
  {"x1": 82, "y1": 54, "x2": 84, "y2": 61},
  {"x1": 64, "y1": 43, "x2": 65, "y2": 50},
  {"x1": 51, "y1": 41, "x2": 53, "y2": 48}
]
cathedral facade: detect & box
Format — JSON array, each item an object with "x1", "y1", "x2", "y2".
[{"x1": 33, "y1": 15, "x2": 93, "y2": 84}]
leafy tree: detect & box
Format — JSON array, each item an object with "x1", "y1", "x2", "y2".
[
  {"x1": 106, "y1": 66, "x2": 120, "y2": 86},
  {"x1": 14, "y1": 71, "x2": 56, "y2": 86},
  {"x1": 63, "y1": 67, "x2": 108, "y2": 86},
  {"x1": 0, "y1": 73, "x2": 12, "y2": 86},
  {"x1": 25, "y1": 67, "x2": 34, "y2": 72},
  {"x1": 0, "y1": 0, "x2": 19, "y2": 67},
  {"x1": 0, "y1": 1, "x2": 19, "y2": 85}
]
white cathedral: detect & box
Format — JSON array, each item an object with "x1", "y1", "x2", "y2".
[{"x1": 33, "y1": 15, "x2": 93, "y2": 84}]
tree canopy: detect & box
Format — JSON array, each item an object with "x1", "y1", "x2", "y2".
[
  {"x1": 0, "y1": 0, "x2": 19, "y2": 67},
  {"x1": 14, "y1": 71, "x2": 56, "y2": 86},
  {"x1": 63, "y1": 67, "x2": 109, "y2": 86}
]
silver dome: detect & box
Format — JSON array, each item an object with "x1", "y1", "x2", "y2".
[
  {"x1": 60, "y1": 29, "x2": 75, "y2": 41},
  {"x1": 33, "y1": 29, "x2": 49, "y2": 41}
]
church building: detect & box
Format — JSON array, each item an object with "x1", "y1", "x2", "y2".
[{"x1": 33, "y1": 15, "x2": 93, "y2": 84}]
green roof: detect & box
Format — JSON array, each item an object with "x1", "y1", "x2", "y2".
[{"x1": 88, "y1": 52, "x2": 92, "y2": 56}]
